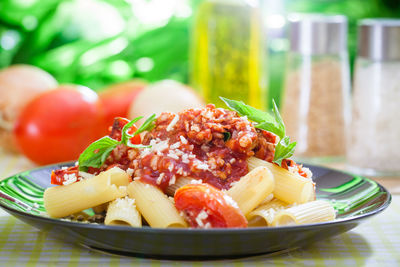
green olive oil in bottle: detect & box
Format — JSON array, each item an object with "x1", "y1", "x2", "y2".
[{"x1": 191, "y1": 0, "x2": 267, "y2": 109}]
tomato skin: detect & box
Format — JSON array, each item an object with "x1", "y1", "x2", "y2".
[
  {"x1": 108, "y1": 117, "x2": 141, "y2": 144},
  {"x1": 13, "y1": 85, "x2": 104, "y2": 165},
  {"x1": 99, "y1": 80, "x2": 146, "y2": 135},
  {"x1": 174, "y1": 183, "x2": 247, "y2": 228},
  {"x1": 51, "y1": 166, "x2": 79, "y2": 185}
]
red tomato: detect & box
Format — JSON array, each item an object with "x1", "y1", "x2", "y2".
[
  {"x1": 99, "y1": 80, "x2": 146, "y2": 134},
  {"x1": 108, "y1": 117, "x2": 141, "y2": 144},
  {"x1": 51, "y1": 166, "x2": 78, "y2": 185},
  {"x1": 13, "y1": 85, "x2": 104, "y2": 165},
  {"x1": 174, "y1": 183, "x2": 247, "y2": 228}
]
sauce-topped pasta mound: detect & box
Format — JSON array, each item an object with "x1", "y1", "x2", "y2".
[
  {"x1": 45, "y1": 98, "x2": 335, "y2": 229},
  {"x1": 132, "y1": 104, "x2": 278, "y2": 191}
]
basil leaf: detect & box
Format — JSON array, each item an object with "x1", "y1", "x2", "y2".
[
  {"x1": 134, "y1": 114, "x2": 157, "y2": 136},
  {"x1": 223, "y1": 131, "x2": 231, "y2": 142},
  {"x1": 221, "y1": 96, "x2": 297, "y2": 165},
  {"x1": 255, "y1": 121, "x2": 284, "y2": 140},
  {"x1": 274, "y1": 137, "x2": 297, "y2": 165},
  {"x1": 78, "y1": 137, "x2": 119, "y2": 171},
  {"x1": 121, "y1": 116, "x2": 143, "y2": 145},
  {"x1": 78, "y1": 114, "x2": 157, "y2": 171},
  {"x1": 220, "y1": 97, "x2": 274, "y2": 123}
]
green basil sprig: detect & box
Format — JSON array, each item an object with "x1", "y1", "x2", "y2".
[
  {"x1": 220, "y1": 97, "x2": 296, "y2": 165},
  {"x1": 78, "y1": 114, "x2": 157, "y2": 171}
]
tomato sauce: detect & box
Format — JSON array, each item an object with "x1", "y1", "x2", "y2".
[{"x1": 131, "y1": 104, "x2": 276, "y2": 191}]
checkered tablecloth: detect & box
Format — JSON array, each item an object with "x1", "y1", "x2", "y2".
[{"x1": 0, "y1": 151, "x2": 399, "y2": 266}]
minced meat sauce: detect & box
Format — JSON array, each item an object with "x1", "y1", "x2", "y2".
[
  {"x1": 53, "y1": 105, "x2": 278, "y2": 191},
  {"x1": 107, "y1": 104, "x2": 276, "y2": 191}
]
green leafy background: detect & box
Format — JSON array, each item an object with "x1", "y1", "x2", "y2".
[{"x1": 0, "y1": 0, "x2": 399, "y2": 108}]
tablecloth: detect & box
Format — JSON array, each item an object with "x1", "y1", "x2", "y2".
[{"x1": 0, "y1": 151, "x2": 399, "y2": 266}]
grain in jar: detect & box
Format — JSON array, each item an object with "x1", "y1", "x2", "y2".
[
  {"x1": 347, "y1": 19, "x2": 400, "y2": 176},
  {"x1": 282, "y1": 14, "x2": 350, "y2": 161}
]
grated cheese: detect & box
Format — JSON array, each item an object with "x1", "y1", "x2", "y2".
[
  {"x1": 195, "y1": 209, "x2": 209, "y2": 228},
  {"x1": 190, "y1": 179, "x2": 203, "y2": 184},
  {"x1": 169, "y1": 175, "x2": 176, "y2": 186},
  {"x1": 78, "y1": 171, "x2": 95, "y2": 180},
  {"x1": 63, "y1": 173, "x2": 77, "y2": 185},
  {"x1": 126, "y1": 168, "x2": 134, "y2": 177},
  {"x1": 223, "y1": 195, "x2": 239, "y2": 209},
  {"x1": 156, "y1": 173, "x2": 165, "y2": 185},
  {"x1": 179, "y1": 136, "x2": 188, "y2": 144},
  {"x1": 166, "y1": 114, "x2": 179, "y2": 131}
]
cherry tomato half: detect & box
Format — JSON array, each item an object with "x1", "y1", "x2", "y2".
[
  {"x1": 13, "y1": 85, "x2": 104, "y2": 165},
  {"x1": 174, "y1": 183, "x2": 247, "y2": 228}
]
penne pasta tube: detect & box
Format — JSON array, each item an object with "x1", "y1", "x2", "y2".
[
  {"x1": 93, "y1": 203, "x2": 109, "y2": 214},
  {"x1": 44, "y1": 167, "x2": 129, "y2": 218},
  {"x1": 127, "y1": 180, "x2": 187, "y2": 228},
  {"x1": 272, "y1": 200, "x2": 336, "y2": 226},
  {"x1": 247, "y1": 157, "x2": 315, "y2": 204},
  {"x1": 165, "y1": 176, "x2": 194, "y2": 196},
  {"x1": 227, "y1": 166, "x2": 275, "y2": 216},
  {"x1": 247, "y1": 198, "x2": 289, "y2": 227},
  {"x1": 105, "y1": 196, "x2": 142, "y2": 227}
]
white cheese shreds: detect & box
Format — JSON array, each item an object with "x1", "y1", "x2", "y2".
[
  {"x1": 190, "y1": 125, "x2": 200, "y2": 132},
  {"x1": 115, "y1": 196, "x2": 135, "y2": 208},
  {"x1": 179, "y1": 136, "x2": 188, "y2": 144},
  {"x1": 169, "y1": 175, "x2": 176, "y2": 186},
  {"x1": 126, "y1": 168, "x2": 134, "y2": 177},
  {"x1": 181, "y1": 154, "x2": 190, "y2": 163},
  {"x1": 62, "y1": 173, "x2": 77, "y2": 185},
  {"x1": 194, "y1": 161, "x2": 209, "y2": 170},
  {"x1": 166, "y1": 114, "x2": 179, "y2": 131},
  {"x1": 195, "y1": 210, "x2": 209, "y2": 228},
  {"x1": 167, "y1": 152, "x2": 179, "y2": 160},
  {"x1": 140, "y1": 138, "x2": 169, "y2": 157},
  {"x1": 223, "y1": 195, "x2": 239, "y2": 209},
  {"x1": 190, "y1": 179, "x2": 203, "y2": 184},
  {"x1": 170, "y1": 142, "x2": 181, "y2": 149},
  {"x1": 156, "y1": 173, "x2": 165, "y2": 185}
]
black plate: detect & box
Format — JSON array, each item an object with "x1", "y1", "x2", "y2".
[{"x1": 0, "y1": 163, "x2": 391, "y2": 259}]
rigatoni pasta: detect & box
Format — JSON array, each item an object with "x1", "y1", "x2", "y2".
[
  {"x1": 104, "y1": 197, "x2": 141, "y2": 227},
  {"x1": 44, "y1": 167, "x2": 129, "y2": 218},
  {"x1": 127, "y1": 180, "x2": 187, "y2": 228},
  {"x1": 45, "y1": 100, "x2": 336, "y2": 228},
  {"x1": 272, "y1": 200, "x2": 336, "y2": 226},
  {"x1": 247, "y1": 157, "x2": 315, "y2": 204},
  {"x1": 227, "y1": 166, "x2": 274, "y2": 215},
  {"x1": 247, "y1": 198, "x2": 289, "y2": 227}
]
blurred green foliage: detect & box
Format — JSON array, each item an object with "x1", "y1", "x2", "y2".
[
  {"x1": 0, "y1": 0, "x2": 202, "y2": 91},
  {"x1": 0, "y1": 0, "x2": 399, "y2": 102}
]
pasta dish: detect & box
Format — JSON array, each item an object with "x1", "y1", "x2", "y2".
[{"x1": 44, "y1": 98, "x2": 335, "y2": 228}]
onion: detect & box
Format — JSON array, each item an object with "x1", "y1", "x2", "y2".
[
  {"x1": 0, "y1": 65, "x2": 57, "y2": 153},
  {"x1": 128, "y1": 80, "x2": 205, "y2": 124}
]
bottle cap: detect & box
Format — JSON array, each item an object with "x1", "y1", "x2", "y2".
[
  {"x1": 358, "y1": 19, "x2": 400, "y2": 61},
  {"x1": 288, "y1": 13, "x2": 348, "y2": 55}
]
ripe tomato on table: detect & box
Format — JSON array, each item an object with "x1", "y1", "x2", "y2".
[
  {"x1": 99, "y1": 80, "x2": 146, "y2": 134},
  {"x1": 13, "y1": 85, "x2": 105, "y2": 165}
]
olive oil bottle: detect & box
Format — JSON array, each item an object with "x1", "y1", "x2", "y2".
[{"x1": 190, "y1": 0, "x2": 267, "y2": 110}]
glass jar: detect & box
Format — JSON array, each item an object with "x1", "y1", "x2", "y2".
[
  {"x1": 347, "y1": 19, "x2": 400, "y2": 176},
  {"x1": 190, "y1": 0, "x2": 267, "y2": 110},
  {"x1": 282, "y1": 14, "x2": 350, "y2": 162}
]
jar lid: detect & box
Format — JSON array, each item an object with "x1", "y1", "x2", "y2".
[
  {"x1": 288, "y1": 13, "x2": 348, "y2": 55},
  {"x1": 358, "y1": 19, "x2": 400, "y2": 61}
]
